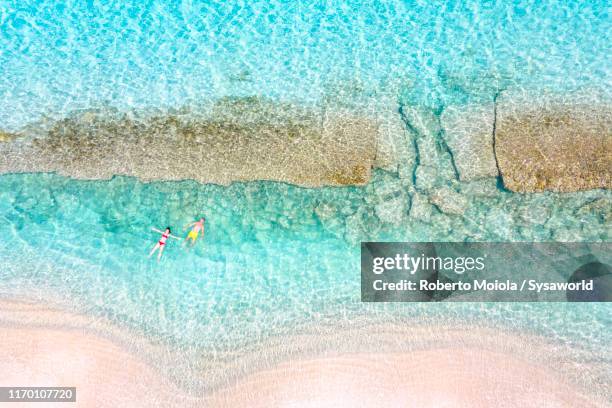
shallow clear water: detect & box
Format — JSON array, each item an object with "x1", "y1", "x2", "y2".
[
  {"x1": 0, "y1": 0, "x2": 610, "y2": 385},
  {"x1": 0, "y1": 171, "x2": 609, "y2": 351},
  {"x1": 1, "y1": 0, "x2": 609, "y2": 129}
]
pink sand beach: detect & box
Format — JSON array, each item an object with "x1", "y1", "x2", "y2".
[{"x1": 0, "y1": 300, "x2": 606, "y2": 408}]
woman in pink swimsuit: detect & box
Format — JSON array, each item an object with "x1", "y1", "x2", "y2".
[{"x1": 149, "y1": 227, "x2": 180, "y2": 260}]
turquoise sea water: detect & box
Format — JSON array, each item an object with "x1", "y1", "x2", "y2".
[
  {"x1": 0, "y1": 171, "x2": 609, "y2": 348},
  {"x1": 1, "y1": 0, "x2": 609, "y2": 129},
  {"x1": 0, "y1": 0, "x2": 610, "y2": 389}
]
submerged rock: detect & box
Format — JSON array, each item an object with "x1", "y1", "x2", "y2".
[
  {"x1": 400, "y1": 105, "x2": 440, "y2": 140},
  {"x1": 552, "y1": 228, "x2": 582, "y2": 242},
  {"x1": 314, "y1": 202, "x2": 337, "y2": 220},
  {"x1": 429, "y1": 187, "x2": 468, "y2": 215},
  {"x1": 516, "y1": 201, "x2": 552, "y2": 226},
  {"x1": 375, "y1": 196, "x2": 408, "y2": 224},
  {"x1": 400, "y1": 105, "x2": 458, "y2": 190},
  {"x1": 574, "y1": 197, "x2": 612, "y2": 223},
  {"x1": 408, "y1": 192, "x2": 433, "y2": 222},
  {"x1": 441, "y1": 103, "x2": 498, "y2": 181},
  {"x1": 414, "y1": 165, "x2": 438, "y2": 191},
  {"x1": 375, "y1": 100, "x2": 417, "y2": 176},
  {"x1": 0, "y1": 99, "x2": 380, "y2": 188},
  {"x1": 495, "y1": 89, "x2": 612, "y2": 192},
  {"x1": 458, "y1": 179, "x2": 500, "y2": 197}
]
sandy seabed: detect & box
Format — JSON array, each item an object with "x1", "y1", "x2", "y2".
[{"x1": 0, "y1": 299, "x2": 608, "y2": 408}]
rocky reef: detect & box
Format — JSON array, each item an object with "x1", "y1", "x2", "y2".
[
  {"x1": 399, "y1": 88, "x2": 610, "y2": 202},
  {"x1": 0, "y1": 89, "x2": 609, "y2": 202},
  {"x1": 0, "y1": 86, "x2": 610, "y2": 244},
  {"x1": 495, "y1": 89, "x2": 611, "y2": 193},
  {"x1": 0, "y1": 98, "x2": 381, "y2": 187},
  {"x1": 440, "y1": 103, "x2": 498, "y2": 182}
]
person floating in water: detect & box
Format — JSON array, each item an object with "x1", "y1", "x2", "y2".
[
  {"x1": 149, "y1": 227, "x2": 180, "y2": 260},
  {"x1": 184, "y1": 217, "x2": 205, "y2": 246}
]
